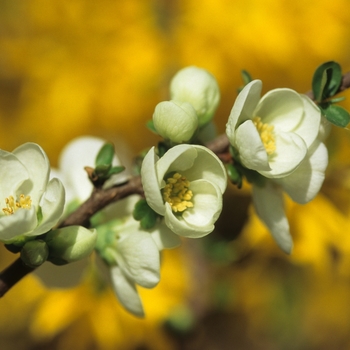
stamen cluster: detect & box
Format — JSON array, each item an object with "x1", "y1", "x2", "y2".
[
  {"x1": 162, "y1": 173, "x2": 193, "y2": 213},
  {"x1": 3, "y1": 194, "x2": 32, "y2": 215},
  {"x1": 253, "y1": 116, "x2": 276, "y2": 155}
]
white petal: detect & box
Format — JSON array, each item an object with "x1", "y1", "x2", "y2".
[
  {"x1": 255, "y1": 89, "x2": 303, "y2": 131},
  {"x1": 150, "y1": 220, "x2": 181, "y2": 249},
  {"x1": 164, "y1": 203, "x2": 214, "y2": 238},
  {"x1": 30, "y1": 178, "x2": 65, "y2": 236},
  {"x1": 259, "y1": 132, "x2": 307, "y2": 178},
  {"x1": 115, "y1": 230, "x2": 160, "y2": 288},
  {"x1": 235, "y1": 121, "x2": 270, "y2": 171},
  {"x1": 276, "y1": 141, "x2": 328, "y2": 204},
  {"x1": 110, "y1": 266, "x2": 145, "y2": 317},
  {"x1": 13, "y1": 143, "x2": 50, "y2": 205},
  {"x1": 292, "y1": 94, "x2": 321, "y2": 147},
  {"x1": 226, "y1": 80, "x2": 262, "y2": 144},
  {"x1": 156, "y1": 144, "x2": 197, "y2": 180},
  {"x1": 0, "y1": 150, "x2": 29, "y2": 200},
  {"x1": 180, "y1": 145, "x2": 227, "y2": 194},
  {"x1": 0, "y1": 206, "x2": 37, "y2": 243},
  {"x1": 252, "y1": 183, "x2": 293, "y2": 254},
  {"x1": 164, "y1": 179, "x2": 223, "y2": 238},
  {"x1": 141, "y1": 147, "x2": 165, "y2": 215},
  {"x1": 183, "y1": 179, "x2": 223, "y2": 226}
]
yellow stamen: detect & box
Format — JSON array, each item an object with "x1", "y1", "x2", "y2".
[
  {"x1": 2, "y1": 194, "x2": 32, "y2": 215},
  {"x1": 162, "y1": 173, "x2": 193, "y2": 213},
  {"x1": 253, "y1": 116, "x2": 276, "y2": 155}
]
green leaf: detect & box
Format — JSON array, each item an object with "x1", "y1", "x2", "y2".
[
  {"x1": 94, "y1": 164, "x2": 111, "y2": 177},
  {"x1": 107, "y1": 165, "x2": 125, "y2": 176},
  {"x1": 312, "y1": 61, "x2": 342, "y2": 102},
  {"x1": 157, "y1": 142, "x2": 168, "y2": 157},
  {"x1": 226, "y1": 164, "x2": 242, "y2": 189},
  {"x1": 95, "y1": 142, "x2": 115, "y2": 167},
  {"x1": 133, "y1": 199, "x2": 150, "y2": 220},
  {"x1": 321, "y1": 105, "x2": 350, "y2": 128},
  {"x1": 241, "y1": 70, "x2": 253, "y2": 85},
  {"x1": 133, "y1": 199, "x2": 158, "y2": 229},
  {"x1": 146, "y1": 120, "x2": 157, "y2": 134},
  {"x1": 140, "y1": 209, "x2": 158, "y2": 230}
]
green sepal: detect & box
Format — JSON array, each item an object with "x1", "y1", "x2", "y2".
[
  {"x1": 320, "y1": 104, "x2": 350, "y2": 128},
  {"x1": 95, "y1": 142, "x2": 115, "y2": 167},
  {"x1": 146, "y1": 120, "x2": 157, "y2": 134},
  {"x1": 312, "y1": 61, "x2": 342, "y2": 102},
  {"x1": 133, "y1": 199, "x2": 158, "y2": 230},
  {"x1": 226, "y1": 164, "x2": 242, "y2": 189}
]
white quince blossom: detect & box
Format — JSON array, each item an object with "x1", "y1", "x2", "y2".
[
  {"x1": 0, "y1": 143, "x2": 65, "y2": 244},
  {"x1": 170, "y1": 66, "x2": 220, "y2": 127},
  {"x1": 226, "y1": 80, "x2": 328, "y2": 253},
  {"x1": 96, "y1": 216, "x2": 180, "y2": 317},
  {"x1": 141, "y1": 144, "x2": 227, "y2": 238},
  {"x1": 153, "y1": 100, "x2": 198, "y2": 143},
  {"x1": 52, "y1": 136, "x2": 128, "y2": 205}
]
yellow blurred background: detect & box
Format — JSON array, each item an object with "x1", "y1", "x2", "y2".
[{"x1": 1, "y1": 0, "x2": 350, "y2": 349}]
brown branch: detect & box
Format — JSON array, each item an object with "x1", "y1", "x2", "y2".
[
  {"x1": 0, "y1": 176, "x2": 143, "y2": 297},
  {"x1": 1, "y1": 70, "x2": 350, "y2": 297}
]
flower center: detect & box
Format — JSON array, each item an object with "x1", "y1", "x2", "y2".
[
  {"x1": 162, "y1": 173, "x2": 194, "y2": 213},
  {"x1": 2, "y1": 194, "x2": 32, "y2": 215},
  {"x1": 253, "y1": 116, "x2": 276, "y2": 155}
]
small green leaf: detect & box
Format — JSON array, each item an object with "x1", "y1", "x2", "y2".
[
  {"x1": 133, "y1": 199, "x2": 158, "y2": 229},
  {"x1": 133, "y1": 199, "x2": 150, "y2": 220},
  {"x1": 329, "y1": 96, "x2": 346, "y2": 104},
  {"x1": 312, "y1": 61, "x2": 342, "y2": 102},
  {"x1": 321, "y1": 105, "x2": 350, "y2": 128},
  {"x1": 94, "y1": 164, "x2": 111, "y2": 177},
  {"x1": 95, "y1": 142, "x2": 115, "y2": 167},
  {"x1": 140, "y1": 210, "x2": 158, "y2": 230},
  {"x1": 226, "y1": 164, "x2": 242, "y2": 189},
  {"x1": 157, "y1": 142, "x2": 168, "y2": 158},
  {"x1": 241, "y1": 70, "x2": 253, "y2": 85},
  {"x1": 146, "y1": 120, "x2": 157, "y2": 134},
  {"x1": 107, "y1": 165, "x2": 125, "y2": 176}
]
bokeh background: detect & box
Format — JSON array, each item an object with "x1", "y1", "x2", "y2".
[{"x1": 1, "y1": 0, "x2": 350, "y2": 349}]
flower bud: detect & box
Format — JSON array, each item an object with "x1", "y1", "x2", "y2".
[
  {"x1": 153, "y1": 100, "x2": 198, "y2": 143},
  {"x1": 21, "y1": 240, "x2": 49, "y2": 268},
  {"x1": 170, "y1": 66, "x2": 220, "y2": 127},
  {"x1": 45, "y1": 226, "x2": 97, "y2": 265}
]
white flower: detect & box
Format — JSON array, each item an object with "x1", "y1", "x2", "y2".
[
  {"x1": 53, "y1": 136, "x2": 128, "y2": 205},
  {"x1": 153, "y1": 100, "x2": 198, "y2": 143},
  {"x1": 226, "y1": 80, "x2": 321, "y2": 178},
  {"x1": 96, "y1": 216, "x2": 179, "y2": 317},
  {"x1": 170, "y1": 66, "x2": 220, "y2": 127},
  {"x1": 226, "y1": 80, "x2": 328, "y2": 253},
  {"x1": 0, "y1": 143, "x2": 65, "y2": 243},
  {"x1": 141, "y1": 144, "x2": 227, "y2": 238}
]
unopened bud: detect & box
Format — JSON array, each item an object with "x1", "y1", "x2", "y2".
[
  {"x1": 170, "y1": 66, "x2": 220, "y2": 127},
  {"x1": 21, "y1": 240, "x2": 49, "y2": 268},
  {"x1": 153, "y1": 100, "x2": 198, "y2": 143},
  {"x1": 45, "y1": 226, "x2": 97, "y2": 265}
]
